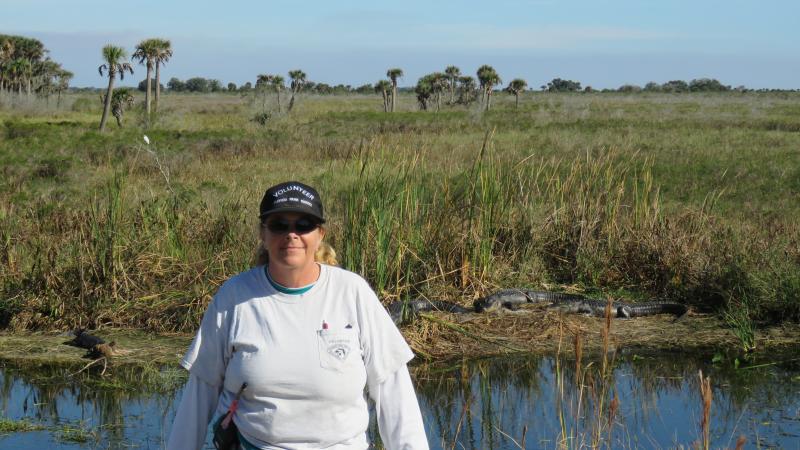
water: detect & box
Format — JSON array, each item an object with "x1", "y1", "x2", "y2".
[{"x1": 1, "y1": 350, "x2": 798, "y2": 449}]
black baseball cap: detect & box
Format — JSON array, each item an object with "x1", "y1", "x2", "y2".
[{"x1": 259, "y1": 181, "x2": 325, "y2": 223}]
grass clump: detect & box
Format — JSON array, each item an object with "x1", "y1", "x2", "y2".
[{"x1": 0, "y1": 417, "x2": 45, "y2": 434}]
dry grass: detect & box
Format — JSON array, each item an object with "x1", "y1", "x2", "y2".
[
  {"x1": 0, "y1": 330, "x2": 191, "y2": 368},
  {"x1": 3, "y1": 311, "x2": 798, "y2": 367},
  {"x1": 400, "y1": 305, "x2": 800, "y2": 361}
]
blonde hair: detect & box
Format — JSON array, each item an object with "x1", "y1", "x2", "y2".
[
  {"x1": 253, "y1": 225, "x2": 338, "y2": 266},
  {"x1": 314, "y1": 241, "x2": 339, "y2": 266}
]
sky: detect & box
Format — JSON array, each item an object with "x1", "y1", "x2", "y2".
[{"x1": 2, "y1": 0, "x2": 798, "y2": 89}]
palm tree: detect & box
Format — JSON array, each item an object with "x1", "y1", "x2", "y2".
[
  {"x1": 132, "y1": 38, "x2": 159, "y2": 117},
  {"x1": 476, "y1": 65, "x2": 501, "y2": 111},
  {"x1": 0, "y1": 36, "x2": 66, "y2": 98},
  {"x1": 55, "y1": 69, "x2": 73, "y2": 107},
  {"x1": 0, "y1": 39, "x2": 14, "y2": 92},
  {"x1": 255, "y1": 74, "x2": 271, "y2": 89},
  {"x1": 255, "y1": 73, "x2": 272, "y2": 110},
  {"x1": 255, "y1": 74, "x2": 285, "y2": 112},
  {"x1": 8, "y1": 59, "x2": 27, "y2": 94},
  {"x1": 272, "y1": 75, "x2": 285, "y2": 112},
  {"x1": 16, "y1": 58, "x2": 33, "y2": 96},
  {"x1": 374, "y1": 80, "x2": 391, "y2": 112},
  {"x1": 506, "y1": 78, "x2": 527, "y2": 108},
  {"x1": 458, "y1": 76, "x2": 477, "y2": 105},
  {"x1": 152, "y1": 39, "x2": 172, "y2": 113},
  {"x1": 5, "y1": 58, "x2": 34, "y2": 95},
  {"x1": 98, "y1": 45, "x2": 134, "y2": 132},
  {"x1": 414, "y1": 74, "x2": 434, "y2": 111},
  {"x1": 430, "y1": 72, "x2": 447, "y2": 112},
  {"x1": 33, "y1": 58, "x2": 61, "y2": 103},
  {"x1": 386, "y1": 68, "x2": 403, "y2": 112},
  {"x1": 16, "y1": 37, "x2": 44, "y2": 63},
  {"x1": 444, "y1": 65, "x2": 461, "y2": 104},
  {"x1": 287, "y1": 69, "x2": 306, "y2": 112},
  {"x1": 110, "y1": 88, "x2": 135, "y2": 127},
  {"x1": 15, "y1": 37, "x2": 43, "y2": 96}
]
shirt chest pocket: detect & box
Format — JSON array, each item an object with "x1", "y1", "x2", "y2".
[{"x1": 317, "y1": 328, "x2": 360, "y2": 372}]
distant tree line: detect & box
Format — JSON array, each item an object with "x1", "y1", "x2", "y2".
[
  {"x1": 0, "y1": 34, "x2": 73, "y2": 105},
  {"x1": 159, "y1": 73, "x2": 771, "y2": 101},
  {"x1": 166, "y1": 77, "x2": 226, "y2": 93},
  {"x1": 620, "y1": 78, "x2": 734, "y2": 93},
  {"x1": 543, "y1": 77, "x2": 742, "y2": 93},
  {"x1": 163, "y1": 75, "x2": 384, "y2": 96}
]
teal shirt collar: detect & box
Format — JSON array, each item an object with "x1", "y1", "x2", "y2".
[{"x1": 264, "y1": 266, "x2": 315, "y2": 295}]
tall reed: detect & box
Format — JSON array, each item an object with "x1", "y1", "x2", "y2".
[
  {"x1": 698, "y1": 369, "x2": 713, "y2": 450},
  {"x1": 554, "y1": 300, "x2": 619, "y2": 449}
]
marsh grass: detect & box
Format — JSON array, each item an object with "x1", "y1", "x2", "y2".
[
  {"x1": 55, "y1": 422, "x2": 97, "y2": 443},
  {"x1": 0, "y1": 417, "x2": 45, "y2": 434},
  {"x1": 0, "y1": 92, "x2": 798, "y2": 342},
  {"x1": 553, "y1": 300, "x2": 621, "y2": 449},
  {"x1": 697, "y1": 370, "x2": 713, "y2": 450}
]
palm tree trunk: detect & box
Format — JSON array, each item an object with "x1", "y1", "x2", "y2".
[
  {"x1": 99, "y1": 73, "x2": 115, "y2": 132},
  {"x1": 486, "y1": 89, "x2": 492, "y2": 111},
  {"x1": 145, "y1": 61, "x2": 152, "y2": 117},
  {"x1": 391, "y1": 82, "x2": 397, "y2": 112},
  {"x1": 57, "y1": 90, "x2": 62, "y2": 108},
  {"x1": 276, "y1": 89, "x2": 282, "y2": 113},
  {"x1": 26, "y1": 78, "x2": 31, "y2": 97},
  {"x1": 450, "y1": 77, "x2": 456, "y2": 104},
  {"x1": 288, "y1": 91, "x2": 296, "y2": 112},
  {"x1": 154, "y1": 62, "x2": 161, "y2": 113}
]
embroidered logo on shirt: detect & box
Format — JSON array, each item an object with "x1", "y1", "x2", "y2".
[{"x1": 327, "y1": 343, "x2": 351, "y2": 360}]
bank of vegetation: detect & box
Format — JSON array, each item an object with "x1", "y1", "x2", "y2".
[{"x1": 1, "y1": 89, "x2": 798, "y2": 352}]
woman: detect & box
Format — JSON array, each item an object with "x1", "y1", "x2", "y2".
[{"x1": 167, "y1": 181, "x2": 429, "y2": 450}]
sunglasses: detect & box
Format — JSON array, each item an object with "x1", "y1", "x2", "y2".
[{"x1": 264, "y1": 216, "x2": 320, "y2": 234}]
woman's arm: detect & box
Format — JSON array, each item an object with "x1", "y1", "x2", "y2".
[
  {"x1": 369, "y1": 364, "x2": 429, "y2": 450},
  {"x1": 166, "y1": 372, "x2": 222, "y2": 450}
]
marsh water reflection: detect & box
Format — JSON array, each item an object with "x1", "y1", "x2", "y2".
[{"x1": 1, "y1": 350, "x2": 798, "y2": 449}]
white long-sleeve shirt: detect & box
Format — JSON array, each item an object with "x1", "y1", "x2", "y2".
[
  {"x1": 167, "y1": 365, "x2": 427, "y2": 450},
  {"x1": 167, "y1": 265, "x2": 429, "y2": 449}
]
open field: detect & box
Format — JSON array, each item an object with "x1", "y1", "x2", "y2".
[{"x1": 0, "y1": 91, "x2": 798, "y2": 348}]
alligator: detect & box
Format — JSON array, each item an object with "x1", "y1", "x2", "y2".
[
  {"x1": 385, "y1": 290, "x2": 687, "y2": 325},
  {"x1": 387, "y1": 299, "x2": 471, "y2": 324},
  {"x1": 619, "y1": 301, "x2": 688, "y2": 318},
  {"x1": 550, "y1": 298, "x2": 630, "y2": 318},
  {"x1": 550, "y1": 298, "x2": 688, "y2": 318},
  {"x1": 473, "y1": 289, "x2": 587, "y2": 313},
  {"x1": 71, "y1": 329, "x2": 116, "y2": 358},
  {"x1": 72, "y1": 329, "x2": 105, "y2": 348}
]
